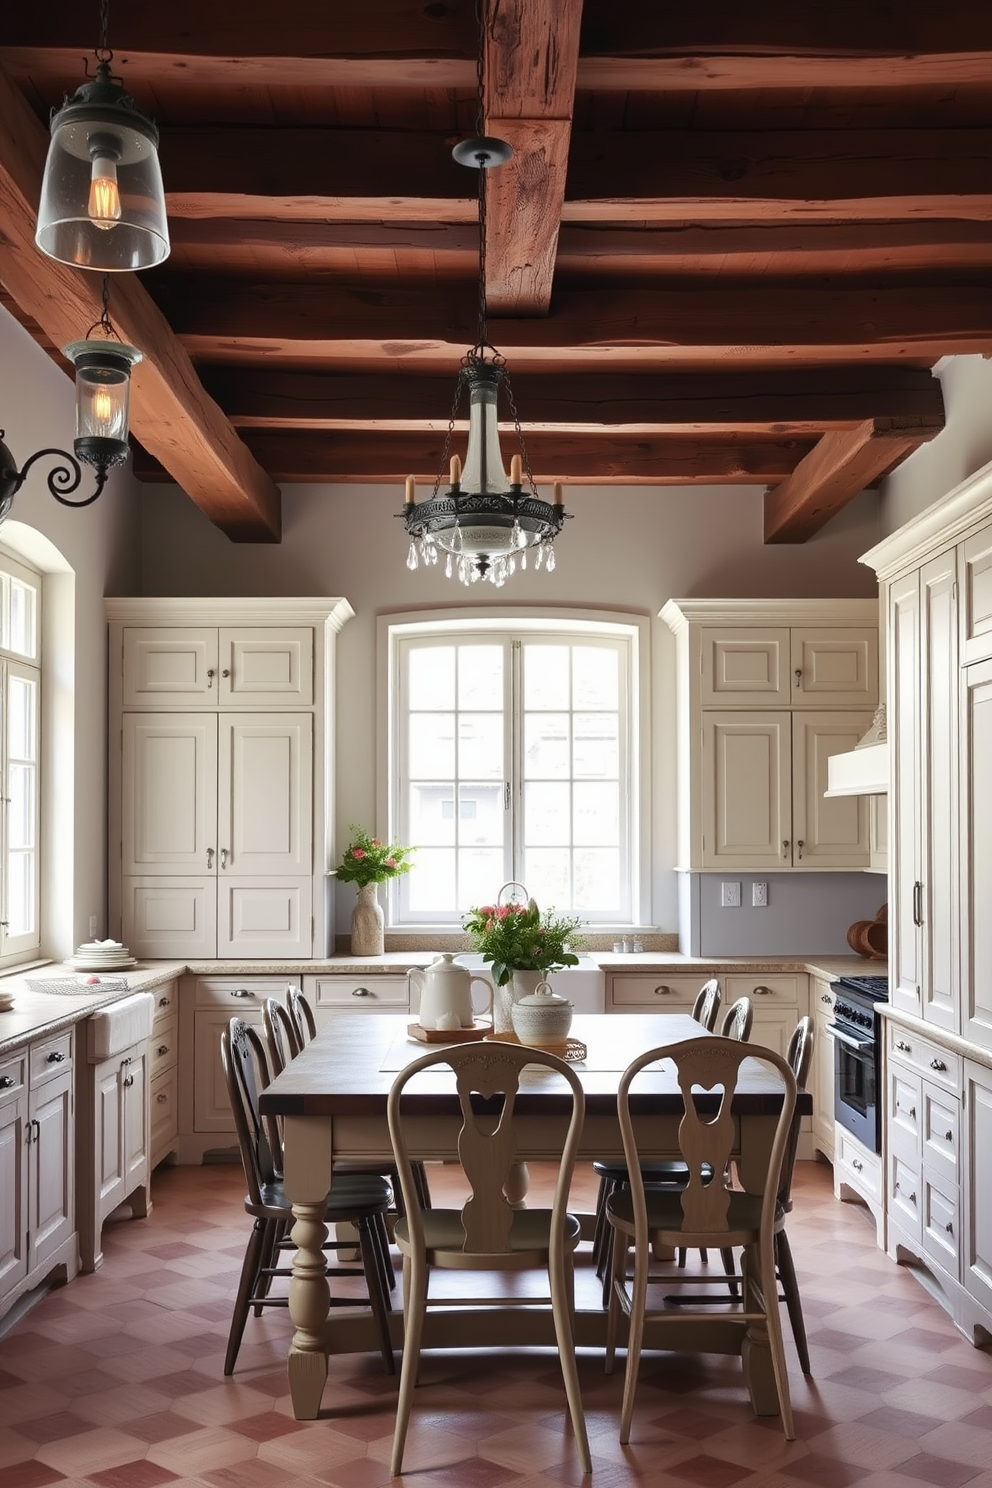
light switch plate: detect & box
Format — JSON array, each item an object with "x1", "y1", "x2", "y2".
[
  {"x1": 721, "y1": 881, "x2": 741, "y2": 908},
  {"x1": 752, "y1": 882, "x2": 768, "y2": 907}
]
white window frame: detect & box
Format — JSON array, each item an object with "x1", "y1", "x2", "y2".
[
  {"x1": 0, "y1": 549, "x2": 41, "y2": 965},
  {"x1": 379, "y1": 607, "x2": 650, "y2": 931}
]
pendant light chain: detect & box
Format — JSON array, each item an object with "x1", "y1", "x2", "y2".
[
  {"x1": 84, "y1": 275, "x2": 123, "y2": 343},
  {"x1": 97, "y1": 0, "x2": 112, "y2": 64}
]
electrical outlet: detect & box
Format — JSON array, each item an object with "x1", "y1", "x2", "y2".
[
  {"x1": 720, "y1": 881, "x2": 741, "y2": 908},
  {"x1": 752, "y1": 882, "x2": 768, "y2": 908},
  {"x1": 89, "y1": 914, "x2": 98, "y2": 938}
]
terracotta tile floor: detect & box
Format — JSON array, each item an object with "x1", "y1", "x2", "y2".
[{"x1": 2, "y1": 1159, "x2": 992, "y2": 1486}]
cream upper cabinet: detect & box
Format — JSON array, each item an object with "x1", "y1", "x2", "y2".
[
  {"x1": 108, "y1": 598, "x2": 353, "y2": 961},
  {"x1": 662, "y1": 600, "x2": 879, "y2": 873},
  {"x1": 122, "y1": 626, "x2": 313, "y2": 707},
  {"x1": 961, "y1": 660, "x2": 992, "y2": 1051},
  {"x1": 960, "y1": 526, "x2": 992, "y2": 666}
]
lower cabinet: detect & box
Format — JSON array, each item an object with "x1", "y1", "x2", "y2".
[
  {"x1": 962, "y1": 1058, "x2": 992, "y2": 1337},
  {"x1": 149, "y1": 980, "x2": 179, "y2": 1168},
  {"x1": 810, "y1": 975, "x2": 837, "y2": 1162},
  {"x1": 0, "y1": 1030, "x2": 78, "y2": 1321}
]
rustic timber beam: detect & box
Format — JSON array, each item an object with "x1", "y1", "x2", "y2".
[
  {"x1": 763, "y1": 415, "x2": 945, "y2": 543},
  {"x1": 134, "y1": 430, "x2": 815, "y2": 485},
  {"x1": 480, "y1": 0, "x2": 581, "y2": 314},
  {"x1": 199, "y1": 366, "x2": 944, "y2": 435},
  {"x1": 0, "y1": 60, "x2": 281, "y2": 541},
  {"x1": 150, "y1": 279, "x2": 992, "y2": 365}
]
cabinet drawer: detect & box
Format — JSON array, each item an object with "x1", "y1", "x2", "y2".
[
  {"x1": 889, "y1": 1148, "x2": 922, "y2": 1239},
  {"x1": 887, "y1": 1025, "x2": 960, "y2": 1090},
  {"x1": 308, "y1": 975, "x2": 409, "y2": 1010},
  {"x1": 811, "y1": 979, "x2": 836, "y2": 1016},
  {"x1": 922, "y1": 1169, "x2": 960, "y2": 1277},
  {"x1": 151, "y1": 981, "x2": 178, "y2": 1020},
  {"x1": 29, "y1": 1031, "x2": 73, "y2": 1084},
  {"x1": 0, "y1": 1050, "x2": 26, "y2": 1104},
  {"x1": 724, "y1": 974, "x2": 802, "y2": 1007},
  {"x1": 193, "y1": 976, "x2": 300, "y2": 1010},
  {"x1": 150, "y1": 1065, "x2": 179, "y2": 1159},
  {"x1": 923, "y1": 1086, "x2": 960, "y2": 1184},
  {"x1": 610, "y1": 974, "x2": 713, "y2": 1009},
  {"x1": 150, "y1": 1012, "x2": 178, "y2": 1079},
  {"x1": 836, "y1": 1129, "x2": 881, "y2": 1202}
]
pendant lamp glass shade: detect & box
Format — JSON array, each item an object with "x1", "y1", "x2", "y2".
[
  {"x1": 35, "y1": 62, "x2": 170, "y2": 272},
  {"x1": 64, "y1": 338, "x2": 141, "y2": 471}
]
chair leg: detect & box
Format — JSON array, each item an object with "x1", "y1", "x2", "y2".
[
  {"x1": 253, "y1": 1217, "x2": 284, "y2": 1314},
  {"x1": 749, "y1": 1236, "x2": 795, "y2": 1440},
  {"x1": 720, "y1": 1245, "x2": 740, "y2": 1299},
  {"x1": 412, "y1": 1159, "x2": 432, "y2": 1209},
  {"x1": 358, "y1": 1217, "x2": 395, "y2": 1375},
  {"x1": 391, "y1": 1249, "x2": 429, "y2": 1476},
  {"x1": 592, "y1": 1176, "x2": 610, "y2": 1277},
  {"x1": 619, "y1": 1225, "x2": 650, "y2": 1445},
  {"x1": 775, "y1": 1229, "x2": 811, "y2": 1375},
  {"x1": 549, "y1": 1244, "x2": 592, "y2": 1474},
  {"x1": 371, "y1": 1212, "x2": 396, "y2": 1298},
  {"x1": 604, "y1": 1224, "x2": 627, "y2": 1374},
  {"x1": 225, "y1": 1217, "x2": 268, "y2": 1376}
]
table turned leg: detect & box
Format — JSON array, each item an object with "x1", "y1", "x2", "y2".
[{"x1": 283, "y1": 1115, "x2": 334, "y2": 1419}]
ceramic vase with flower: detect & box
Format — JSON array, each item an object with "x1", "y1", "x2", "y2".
[{"x1": 350, "y1": 882, "x2": 385, "y2": 956}]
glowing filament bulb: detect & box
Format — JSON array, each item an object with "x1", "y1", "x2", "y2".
[
  {"x1": 92, "y1": 384, "x2": 115, "y2": 432},
  {"x1": 88, "y1": 154, "x2": 122, "y2": 231}
]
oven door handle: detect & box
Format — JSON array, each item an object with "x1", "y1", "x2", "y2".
[{"x1": 827, "y1": 1023, "x2": 876, "y2": 1053}]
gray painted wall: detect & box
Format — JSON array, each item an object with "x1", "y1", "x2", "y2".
[{"x1": 680, "y1": 871, "x2": 886, "y2": 957}]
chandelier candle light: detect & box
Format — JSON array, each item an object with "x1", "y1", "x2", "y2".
[{"x1": 400, "y1": 2, "x2": 569, "y2": 586}]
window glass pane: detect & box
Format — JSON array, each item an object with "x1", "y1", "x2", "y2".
[
  {"x1": 573, "y1": 646, "x2": 618, "y2": 709},
  {"x1": 524, "y1": 781, "x2": 571, "y2": 845},
  {"x1": 457, "y1": 645, "x2": 502, "y2": 708},
  {"x1": 574, "y1": 848, "x2": 621, "y2": 911},
  {"x1": 408, "y1": 645, "x2": 454, "y2": 709},
  {"x1": 458, "y1": 848, "x2": 505, "y2": 911},
  {"x1": 8, "y1": 580, "x2": 37, "y2": 660},
  {"x1": 521, "y1": 848, "x2": 571, "y2": 916},
  {"x1": 8, "y1": 763, "x2": 35, "y2": 849},
  {"x1": 7, "y1": 675, "x2": 35, "y2": 761},
  {"x1": 407, "y1": 847, "x2": 455, "y2": 911},
  {"x1": 409, "y1": 714, "x2": 454, "y2": 778},
  {"x1": 410, "y1": 783, "x2": 456, "y2": 845},
  {"x1": 574, "y1": 713, "x2": 618, "y2": 778},
  {"x1": 524, "y1": 713, "x2": 570, "y2": 778},
  {"x1": 458, "y1": 784, "x2": 502, "y2": 845},
  {"x1": 522, "y1": 645, "x2": 569, "y2": 710},
  {"x1": 6, "y1": 853, "x2": 34, "y2": 937},
  {"x1": 574, "y1": 781, "x2": 619, "y2": 846},
  {"x1": 458, "y1": 714, "x2": 502, "y2": 779}
]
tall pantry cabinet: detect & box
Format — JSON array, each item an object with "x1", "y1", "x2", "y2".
[
  {"x1": 863, "y1": 465, "x2": 992, "y2": 1346},
  {"x1": 107, "y1": 599, "x2": 353, "y2": 960}
]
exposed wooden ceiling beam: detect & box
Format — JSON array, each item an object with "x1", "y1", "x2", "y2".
[
  {"x1": 0, "y1": 60, "x2": 281, "y2": 541},
  {"x1": 479, "y1": 0, "x2": 582, "y2": 314},
  {"x1": 152, "y1": 279, "x2": 992, "y2": 366},
  {"x1": 134, "y1": 429, "x2": 815, "y2": 485},
  {"x1": 764, "y1": 415, "x2": 944, "y2": 542},
  {"x1": 200, "y1": 366, "x2": 944, "y2": 435}
]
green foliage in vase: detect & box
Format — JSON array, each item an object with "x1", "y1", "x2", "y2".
[
  {"x1": 334, "y1": 825, "x2": 415, "y2": 888},
  {"x1": 462, "y1": 897, "x2": 582, "y2": 986}
]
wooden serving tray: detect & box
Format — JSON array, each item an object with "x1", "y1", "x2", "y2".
[
  {"x1": 484, "y1": 1029, "x2": 588, "y2": 1063},
  {"x1": 408, "y1": 1019, "x2": 492, "y2": 1043}
]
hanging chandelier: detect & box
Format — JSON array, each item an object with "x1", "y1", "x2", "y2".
[
  {"x1": 400, "y1": 6, "x2": 569, "y2": 586},
  {"x1": 0, "y1": 279, "x2": 141, "y2": 524},
  {"x1": 35, "y1": 0, "x2": 170, "y2": 272}
]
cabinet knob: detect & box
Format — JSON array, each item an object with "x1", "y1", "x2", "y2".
[
  {"x1": 230, "y1": 989, "x2": 253, "y2": 999},
  {"x1": 908, "y1": 1106, "x2": 916, "y2": 1119},
  {"x1": 653, "y1": 985, "x2": 672, "y2": 996},
  {"x1": 220, "y1": 848, "x2": 229, "y2": 869},
  {"x1": 156, "y1": 1092, "x2": 168, "y2": 1104},
  {"x1": 206, "y1": 848, "x2": 214, "y2": 869},
  {"x1": 206, "y1": 668, "x2": 215, "y2": 686},
  {"x1": 157, "y1": 1044, "x2": 169, "y2": 1056},
  {"x1": 852, "y1": 1157, "x2": 863, "y2": 1172},
  {"x1": 945, "y1": 1222, "x2": 954, "y2": 1234},
  {"x1": 896, "y1": 1040, "x2": 911, "y2": 1052},
  {"x1": 352, "y1": 986, "x2": 371, "y2": 997},
  {"x1": 753, "y1": 985, "x2": 772, "y2": 997},
  {"x1": 123, "y1": 1074, "x2": 134, "y2": 1088},
  {"x1": 222, "y1": 668, "x2": 231, "y2": 678},
  {"x1": 794, "y1": 668, "x2": 802, "y2": 687},
  {"x1": 0, "y1": 1075, "x2": 14, "y2": 1089},
  {"x1": 930, "y1": 1059, "x2": 947, "y2": 1072},
  {"x1": 820, "y1": 993, "x2": 832, "y2": 1004},
  {"x1": 796, "y1": 839, "x2": 804, "y2": 860},
  {"x1": 944, "y1": 1129, "x2": 954, "y2": 1142},
  {"x1": 46, "y1": 1050, "x2": 65, "y2": 1063},
  {"x1": 782, "y1": 840, "x2": 789, "y2": 859},
  {"x1": 158, "y1": 995, "x2": 171, "y2": 1008}
]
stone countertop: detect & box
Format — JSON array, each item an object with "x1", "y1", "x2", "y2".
[
  {"x1": 0, "y1": 962, "x2": 186, "y2": 1055},
  {"x1": 591, "y1": 953, "x2": 886, "y2": 981}
]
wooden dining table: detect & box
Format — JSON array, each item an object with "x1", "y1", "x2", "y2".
[{"x1": 259, "y1": 1011, "x2": 810, "y2": 1421}]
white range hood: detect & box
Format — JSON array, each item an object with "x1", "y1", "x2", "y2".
[{"x1": 825, "y1": 706, "x2": 889, "y2": 797}]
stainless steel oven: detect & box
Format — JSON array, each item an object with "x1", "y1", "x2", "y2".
[{"x1": 828, "y1": 974, "x2": 889, "y2": 1153}]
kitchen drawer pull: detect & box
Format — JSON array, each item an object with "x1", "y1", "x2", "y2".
[
  {"x1": 653, "y1": 985, "x2": 673, "y2": 996},
  {"x1": 852, "y1": 1157, "x2": 863, "y2": 1172},
  {"x1": 158, "y1": 995, "x2": 171, "y2": 1008},
  {"x1": 913, "y1": 880, "x2": 924, "y2": 927},
  {"x1": 944, "y1": 1129, "x2": 954, "y2": 1142},
  {"x1": 930, "y1": 1059, "x2": 947, "y2": 1072},
  {"x1": 206, "y1": 847, "x2": 214, "y2": 868},
  {"x1": 156, "y1": 1092, "x2": 168, "y2": 1104},
  {"x1": 782, "y1": 840, "x2": 789, "y2": 859},
  {"x1": 123, "y1": 1074, "x2": 134, "y2": 1088},
  {"x1": 945, "y1": 1222, "x2": 954, "y2": 1234},
  {"x1": 796, "y1": 840, "x2": 804, "y2": 860},
  {"x1": 895, "y1": 1182, "x2": 917, "y2": 1202},
  {"x1": 230, "y1": 989, "x2": 254, "y2": 999},
  {"x1": 795, "y1": 667, "x2": 802, "y2": 687},
  {"x1": 220, "y1": 847, "x2": 229, "y2": 869},
  {"x1": 157, "y1": 1044, "x2": 169, "y2": 1056},
  {"x1": 896, "y1": 1040, "x2": 911, "y2": 1052},
  {"x1": 0, "y1": 1075, "x2": 15, "y2": 1089},
  {"x1": 753, "y1": 985, "x2": 773, "y2": 997},
  {"x1": 820, "y1": 992, "x2": 832, "y2": 1004},
  {"x1": 206, "y1": 668, "x2": 215, "y2": 686},
  {"x1": 46, "y1": 1050, "x2": 65, "y2": 1063},
  {"x1": 222, "y1": 668, "x2": 231, "y2": 678},
  {"x1": 352, "y1": 986, "x2": 371, "y2": 997}
]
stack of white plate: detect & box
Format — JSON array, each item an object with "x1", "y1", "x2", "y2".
[{"x1": 69, "y1": 939, "x2": 137, "y2": 972}]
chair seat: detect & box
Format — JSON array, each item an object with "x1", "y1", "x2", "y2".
[
  {"x1": 592, "y1": 1158, "x2": 714, "y2": 1183},
  {"x1": 252, "y1": 1172, "x2": 393, "y2": 1222},
  {"x1": 394, "y1": 1207, "x2": 581, "y2": 1266},
  {"x1": 606, "y1": 1184, "x2": 764, "y2": 1244}
]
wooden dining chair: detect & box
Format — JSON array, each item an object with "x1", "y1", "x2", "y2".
[
  {"x1": 386, "y1": 1043, "x2": 591, "y2": 1476},
  {"x1": 691, "y1": 977, "x2": 722, "y2": 1031},
  {"x1": 263, "y1": 995, "x2": 301, "y2": 1075},
  {"x1": 719, "y1": 995, "x2": 754, "y2": 1042},
  {"x1": 605, "y1": 1035, "x2": 798, "y2": 1443},
  {"x1": 285, "y1": 986, "x2": 317, "y2": 1049}
]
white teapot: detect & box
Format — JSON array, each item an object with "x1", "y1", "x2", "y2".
[{"x1": 409, "y1": 953, "x2": 493, "y2": 1030}]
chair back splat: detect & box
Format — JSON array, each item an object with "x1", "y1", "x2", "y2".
[
  {"x1": 691, "y1": 978, "x2": 721, "y2": 1031},
  {"x1": 286, "y1": 986, "x2": 317, "y2": 1048},
  {"x1": 719, "y1": 994, "x2": 753, "y2": 1042}
]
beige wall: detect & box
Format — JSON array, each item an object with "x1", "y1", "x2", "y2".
[
  {"x1": 880, "y1": 355, "x2": 992, "y2": 536},
  {"x1": 137, "y1": 474, "x2": 881, "y2": 932},
  {"x1": 0, "y1": 307, "x2": 141, "y2": 956}
]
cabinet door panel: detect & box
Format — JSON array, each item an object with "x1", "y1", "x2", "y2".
[
  {"x1": 890, "y1": 572, "x2": 922, "y2": 1016},
  {"x1": 791, "y1": 712, "x2": 871, "y2": 870},
  {"x1": 962, "y1": 660, "x2": 992, "y2": 1050},
  {"x1": 123, "y1": 715, "x2": 218, "y2": 873},
  {"x1": 0, "y1": 1095, "x2": 27, "y2": 1296},
  {"x1": 961, "y1": 526, "x2": 992, "y2": 665},
  {"x1": 95, "y1": 1063, "x2": 124, "y2": 1211},
  {"x1": 964, "y1": 1062, "x2": 992, "y2": 1312},
  {"x1": 150, "y1": 1065, "x2": 179, "y2": 1167},
  {"x1": 193, "y1": 1007, "x2": 262, "y2": 1133},
  {"x1": 122, "y1": 878, "x2": 217, "y2": 959},
  {"x1": 699, "y1": 629, "x2": 790, "y2": 706},
  {"x1": 220, "y1": 628, "x2": 314, "y2": 706},
  {"x1": 219, "y1": 715, "x2": 312, "y2": 875},
  {"x1": 30, "y1": 1069, "x2": 74, "y2": 1271},
  {"x1": 700, "y1": 712, "x2": 790, "y2": 868},
  {"x1": 217, "y1": 878, "x2": 313, "y2": 959},
  {"x1": 123, "y1": 1049, "x2": 149, "y2": 1191},
  {"x1": 921, "y1": 551, "x2": 959, "y2": 1031},
  {"x1": 790, "y1": 628, "x2": 878, "y2": 708},
  {"x1": 122, "y1": 628, "x2": 219, "y2": 706}
]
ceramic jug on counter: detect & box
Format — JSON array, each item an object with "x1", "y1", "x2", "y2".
[{"x1": 408, "y1": 953, "x2": 493, "y2": 1030}]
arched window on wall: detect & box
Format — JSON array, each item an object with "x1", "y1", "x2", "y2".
[{"x1": 0, "y1": 549, "x2": 41, "y2": 962}]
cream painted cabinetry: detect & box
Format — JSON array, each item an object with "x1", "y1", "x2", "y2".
[
  {"x1": 661, "y1": 601, "x2": 878, "y2": 872},
  {"x1": 0, "y1": 1030, "x2": 78, "y2": 1321},
  {"x1": 962, "y1": 1059, "x2": 992, "y2": 1339},
  {"x1": 108, "y1": 599, "x2": 352, "y2": 961},
  {"x1": 810, "y1": 975, "x2": 837, "y2": 1162},
  {"x1": 884, "y1": 1024, "x2": 961, "y2": 1288},
  {"x1": 960, "y1": 660, "x2": 992, "y2": 1050},
  {"x1": 149, "y1": 981, "x2": 179, "y2": 1168}
]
